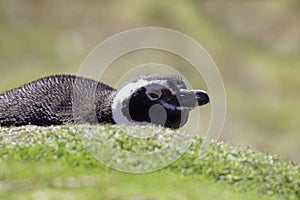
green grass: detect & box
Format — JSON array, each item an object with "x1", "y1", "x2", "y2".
[{"x1": 0, "y1": 125, "x2": 299, "y2": 200}]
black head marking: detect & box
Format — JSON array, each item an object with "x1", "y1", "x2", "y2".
[{"x1": 112, "y1": 75, "x2": 209, "y2": 129}]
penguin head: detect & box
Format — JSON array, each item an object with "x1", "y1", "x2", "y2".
[{"x1": 111, "y1": 75, "x2": 209, "y2": 129}]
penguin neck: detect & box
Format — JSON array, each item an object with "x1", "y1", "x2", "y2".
[
  {"x1": 95, "y1": 91, "x2": 116, "y2": 124},
  {"x1": 111, "y1": 81, "x2": 152, "y2": 126}
]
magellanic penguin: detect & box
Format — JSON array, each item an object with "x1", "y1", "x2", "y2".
[{"x1": 0, "y1": 74, "x2": 209, "y2": 129}]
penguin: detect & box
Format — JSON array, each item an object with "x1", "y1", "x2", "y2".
[{"x1": 0, "y1": 74, "x2": 209, "y2": 129}]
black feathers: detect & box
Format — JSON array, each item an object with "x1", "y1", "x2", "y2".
[{"x1": 0, "y1": 75, "x2": 116, "y2": 126}]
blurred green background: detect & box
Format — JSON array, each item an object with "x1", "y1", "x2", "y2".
[{"x1": 0, "y1": 0, "x2": 299, "y2": 163}]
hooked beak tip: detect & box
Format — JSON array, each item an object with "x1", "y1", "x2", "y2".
[{"x1": 195, "y1": 90, "x2": 210, "y2": 106}]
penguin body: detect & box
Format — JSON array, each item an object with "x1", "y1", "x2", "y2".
[{"x1": 0, "y1": 74, "x2": 209, "y2": 129}]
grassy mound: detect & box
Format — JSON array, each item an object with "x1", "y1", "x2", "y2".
[{"x1": 0, "y1": 125, "x2": 299, "y2": 200}]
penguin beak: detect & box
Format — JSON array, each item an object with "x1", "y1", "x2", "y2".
[{"x1": 178, "y1": 89, "x2": 210, "y2": 108}]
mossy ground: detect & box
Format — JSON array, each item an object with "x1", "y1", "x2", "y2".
[{"x1": 0, "y1": 125, "x2": 299, "y2": 200}]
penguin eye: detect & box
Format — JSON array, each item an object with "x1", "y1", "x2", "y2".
[{"x1": 146, "y1": 91, "x2": 162, "y2": 101}]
